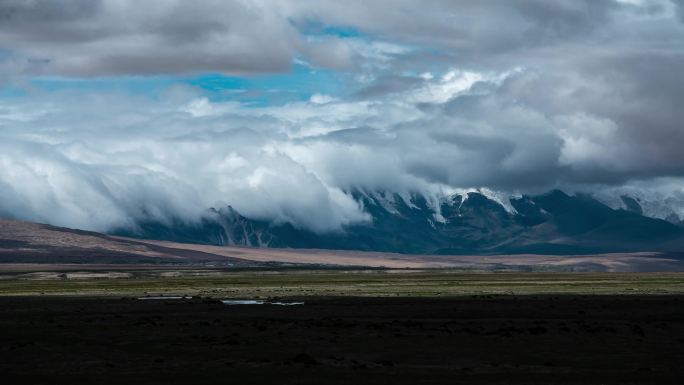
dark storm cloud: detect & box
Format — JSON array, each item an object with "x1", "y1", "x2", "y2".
[
  {"x1": 0, "y1": 0, "x2": 347, "y2": 76},
  {"x1": 354, "y1": 75, "x2": 426, "y2": 99},
  {"x1": 485, "y1": 49, "x2": 684, "y2": 185},
  {"x1": 0, "y1": 0, "x2": 641, "y2": 76},
  {"x1": 673, "y1": 0, "x2": 684, "y2": 21},
  {"x1": 286, "y1": 0, "x2": 623, "y2": 59}
]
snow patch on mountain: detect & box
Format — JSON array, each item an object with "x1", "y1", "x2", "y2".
[
  {"x1": 370, "y1": 191, "x2": 401, "y2": 215},
  {"x1": 424, "y1": 194, "x2": 447, "y2": 223},
  {"x1": 398, "y1": 192, "x2": 420, "y2": 210},
  {"x1": 443, "y1": 188, "x2": 519, "y2": 215},
  {"x1": 478, "y1": 188, "x2": 520, "y2": 214},
  {"x1": 593, "y1": 187, "x2": 684, "y2": 223},
  {"x1": 358, "y1": 187, "x2": 522, "y2": 223}
]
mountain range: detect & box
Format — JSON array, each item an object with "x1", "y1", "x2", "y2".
[{"x1": 115, "y1": 190, "x2": 684, "y2": 255}]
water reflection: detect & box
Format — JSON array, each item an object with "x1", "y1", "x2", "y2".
[{"x1": 221, "y1": 299, "x2": 304, "y2": 306}]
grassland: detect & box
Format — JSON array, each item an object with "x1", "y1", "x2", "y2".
[{"x1": 1, "y1": 269, "x2": 684, "y2": 297}]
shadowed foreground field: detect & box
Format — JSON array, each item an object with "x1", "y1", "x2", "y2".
[{"x1": 1, "y1": 271, "x2": 684, "y2": 384}]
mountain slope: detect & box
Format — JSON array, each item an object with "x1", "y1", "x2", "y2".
[
  {"x1": 3, "y1": 218, "x2": 684, "y2": 271},
  {"x1": 116, "y1": 190, "x2": 684, "y2": 255},
  {"x1": 0, "y1": 219, "x2": 252, "y2": 265}
]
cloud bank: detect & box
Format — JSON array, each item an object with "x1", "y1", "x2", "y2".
[{"x1": 1, "y1": 0, "x2": 683, "y2": 232}]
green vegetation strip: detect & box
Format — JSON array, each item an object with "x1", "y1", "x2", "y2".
[{"x1": 1, "y1": 270, "x2": 684, "y2": 297}]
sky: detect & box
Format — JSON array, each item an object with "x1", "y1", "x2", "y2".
[{"x1": 1, "y1": 0, "x2": 684, "y2": 232}]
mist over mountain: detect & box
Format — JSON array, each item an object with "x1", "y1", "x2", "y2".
[{"x1": 114, "y1": 189, "x2": 684, "y2": 255}]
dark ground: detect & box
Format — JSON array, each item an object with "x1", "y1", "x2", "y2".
[{"x1": 1, "y1": 296, "x2": 683, "y2": 384}]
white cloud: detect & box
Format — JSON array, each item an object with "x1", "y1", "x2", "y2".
[{"x1": 309, "y1": 93, "x2": 336, "y2": 104}]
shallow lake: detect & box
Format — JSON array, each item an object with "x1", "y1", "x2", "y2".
[
  {"x1": 221, "y1": 299, "x2": 304, "y2": 306},
  {"x1": 137, "y1": 296, "x2": 188, "y2": 300}
]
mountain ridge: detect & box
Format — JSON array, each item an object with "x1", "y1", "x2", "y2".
[{"x1": 114, "y1": 189, "x2": 684, "y2": 255}]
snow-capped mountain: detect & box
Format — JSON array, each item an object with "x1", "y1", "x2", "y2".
[
  {"x1": 115, "y1": 189, "x2": 684, "y2": 255},
  {"x1": 593, "y1": 189, "x2": 684, "y2": 225}
]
